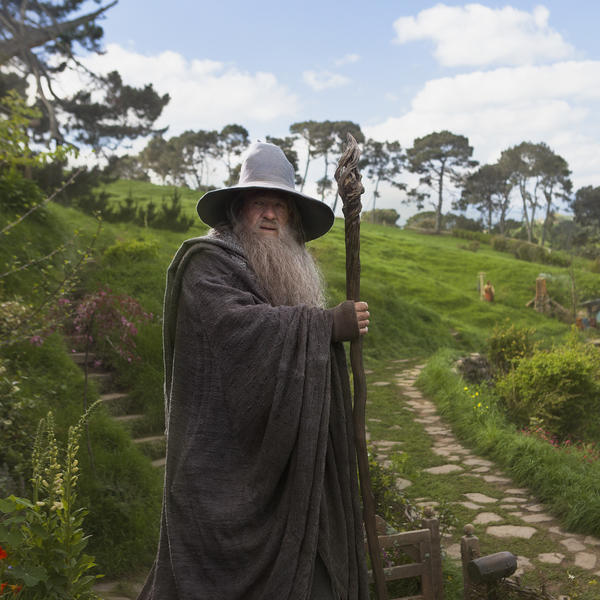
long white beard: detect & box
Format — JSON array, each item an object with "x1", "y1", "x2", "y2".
[{"x1": 234, "y1": 223, "x2": 326, "y2": 308}]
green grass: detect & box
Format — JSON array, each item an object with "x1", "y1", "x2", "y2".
[
  {"x1": 5, "y1": 177, "x2": 600, "y2": 588},
  {"x1": 417, "y1": 351, "x2": 600, "y2": 537}
]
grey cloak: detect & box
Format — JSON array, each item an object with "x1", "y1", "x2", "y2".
[{"x1": 138, "y1": 232, "x2": 368, "y2": 600}]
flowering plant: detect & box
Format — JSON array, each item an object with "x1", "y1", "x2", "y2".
[
  {"x1": 0, "y1": 404, "x2": 101, "y2": 599},
  {"x1": 68, "y1": 287, "x2": 152, "y2": 367}
]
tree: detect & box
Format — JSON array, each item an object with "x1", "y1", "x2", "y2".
[
  {"x1": 458, "y1": 163, "x2": 512, "y2": 233},
  {"x1": 360, "y1": 139, "x2": 405, "y2": 219},
  {"x1": 500, "y1": 142, "x2": 571, "y2": 245},
  {"x1": 536, "y1": 144, "x2": 572, "y2": 247},
  {"x1": 572, "y1": 186, "x2": 600, "y2": 229},
  {"x1": 406, "y1": 130, "x2": 477, "y2": 233},
  {"x1": 216, "y1": 124, "x2": 249, "y2": 186},
  {"x1": 175, "y1": 129, "x2": 218, "y2": 189},
  {"x1": 139, "y1": 136, "x2": 181, "y2": 184},
  {"x1": 266, "y1": 135, "x2": 300, "y2": 184},
  {"x1": 0, "y1": 0, "x2": 169, "y2": 149},
  {"x1": 289, "y1": 120, "x2": 320, "y2": 191}
]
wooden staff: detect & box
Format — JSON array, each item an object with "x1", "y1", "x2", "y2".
[{"x1": 335, "y1": 134, "x2": 388, "y2": 600}]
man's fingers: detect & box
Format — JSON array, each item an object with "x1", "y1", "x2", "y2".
[{"x1": 355, "y1": 301, "x2": 370, "y2": 335}]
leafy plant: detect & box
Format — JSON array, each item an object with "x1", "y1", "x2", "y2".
[
  {"x1": 487, "y1": 321, "x2": 536, "y2": 375},
  {"x1": 495, "y1": 333, "x2": 600, "y2": 440},
  {"x1": 67, "y1": 287, "x2": 153, "y2": 367},
  {"x1": 0, "y1": 405, "x2": 101, "y2": 599}
]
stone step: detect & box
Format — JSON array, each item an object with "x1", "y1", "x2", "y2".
[
  {"x1": 70, "y1": 351, "x2": 97, "y2": 365},
  {"x1": 112, "y1": 414, "x2": 145, "y2": 423},
  {"x1": 151, "y1": 457, "x2": 166, "y2": 468},
  {"x1": 133, "y1": 435, "x2": 165, "y2": 444},
  {"x1": 133, "y1": 435, "x2": 166, "y2": 460},
  {"x1": 99, "y1": 392, "x2": 140, "y2": 417},
  {"x1": 86, "y1": 372, "x2": 113, "y2": 392}
]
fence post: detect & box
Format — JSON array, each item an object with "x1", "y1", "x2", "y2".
[
  {"x1": 422, "y1": 507, "x2": 444, "y2": 600},
  {"x1": 460, "y1": 524, "x2": 480, "y2": 600}
]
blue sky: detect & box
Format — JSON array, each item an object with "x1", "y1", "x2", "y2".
[{"x1": 67, "y1": 1, "x2": 600, "y2": 222}]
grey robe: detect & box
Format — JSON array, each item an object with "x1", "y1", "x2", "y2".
[{"x1": 138, "y1": 233, "x2": 368, "y2": 600}]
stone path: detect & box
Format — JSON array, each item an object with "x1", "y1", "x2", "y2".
[
  {"x1": 70, "y1": 350, "x2": 162, "y2": 599},
  {"x1": 370, "y1": 361, "x2": 600, "y2": 589}
]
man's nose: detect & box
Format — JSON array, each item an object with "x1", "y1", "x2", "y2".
[{"x1": 262, "y1": 204, "x2": 277, "y2": 219}]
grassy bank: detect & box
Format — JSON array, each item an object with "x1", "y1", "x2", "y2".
[{"x1": 417, "y1": 350, "x2": 600, "y2": 537}]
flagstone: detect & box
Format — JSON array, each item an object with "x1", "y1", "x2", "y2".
[
  {"x1": 525, "y1": 504, "x2": 546, "y2": 512},
  {"x1": 458, "y1": 501, "x2": 484, "y2": 510},
  {"x1": 483, "y1": 475, "x2": 511, "y2": 484},
  {"x1": 404, "y1": 390, "x2": 423, "y2": 398},
  {"x1": 548, "y1": 526, "x2": 568, "y2": 536},
  {"x1": 537, "y1": 552, "x2": 565, "y2": 565},
  {"x1": 502, "y1": 496, "x2": 527, "y2": 503},
  {"x1": 506, "y1": 488, "x2": 528, "y2": 495},
  {"x1": 424, "y1": 464, "x2": 463, "y2": 475},
  {"x1": 515, "y1": 555, "x2": 533, "y2": 576},
  {"x1": 445, "y1": 543, "x2": 461, "y2": 559},
  {"x1": 560, "y1": 538, "x2": 586, "y2": 552},
  {"x1": 371, "y1": 381, "x2": 390, "y2": 387},
  {"x1": 395, "y1": 478, "x2": 412, "y2": 491},
  {"x1": 464, "y1": 493, "x2": 498, "y2": 504},
  {"x1": 473, "y1": 512, "x2": 503, "y2": 525},
  {"x1": 368, "y1": 418, "x2": 382, "y2": 423},
  {"x1": 487, "y1": 525, "x2": 537, "y2": 539},
  {"x1": 499, "y1": 505, "x2": 518, "y2": 510},
  {"x1": 574, "y1": 552, "x2": 597, "y2": 570},
  {"x1": 521, "y1": 513, "x2": 554, "y2": 524},
  {"x1": 471, "y1": 466, "x2": 491, "y2": 473},
  {"x1": 463, "y1": 458, "x2": 493, "y2": 467},
  {"x1": 584, "y1": 535, "x2": 600, "y2": 546}
]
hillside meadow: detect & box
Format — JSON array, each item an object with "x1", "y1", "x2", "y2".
[{"x1": 4, "y1": 179, "x2": 600, "y2": 593}]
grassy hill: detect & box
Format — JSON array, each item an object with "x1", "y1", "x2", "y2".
[{"x1": 4, "y1": 178, "x2": 600, "y2": 586}]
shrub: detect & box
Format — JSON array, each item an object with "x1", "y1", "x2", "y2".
[
  {"x1": 495, "y1": 335, "x2": 600, "y2": 440},
  {"x1": 452, "y1": 229, "x2": 490, "y2": 244},
  {"x1": 487, "y1": 321, "x2": 536, "y2": 375},
  {"x1": 0, "y1": 407, "x2": 101, "y2": 599},
  {"x1": 103, "y1": 239, "x2": 159, "y2": 264}
]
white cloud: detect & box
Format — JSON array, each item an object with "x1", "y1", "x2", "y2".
[
  {"x1": 302, "y1": 70, "x2": 351, "y2": 91},
  {"x1": 393, "y1": 3, "x2": 574, "y2": 67},
  {"x1": 364, "y1": 61, "x2": 600, "y2": 191},
  {"x1": 334, "y1": 53, "x2": 360, "y2": 66},
  {"x1": 55, "y1": 44, "x2": 299, "y2": 136}
]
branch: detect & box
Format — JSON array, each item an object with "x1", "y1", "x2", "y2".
[
  {"x1": 0, "y1": 1, "x2": 117, "y2": 64},
  {"x1": 0, "y1": 168, "x2": 83, "y2": 236}
]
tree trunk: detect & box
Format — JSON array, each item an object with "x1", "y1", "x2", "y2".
[
  {"x1": 434, "y1": 166, "x2": 445, "y2": 233},
  {"x1": 300, "y1": 143, "x2": 311, "y2": 192},
  {"x1": 541, "y1": 189, "x2": 553, "y2": 248},
  {"x1": 372, "y1": 177, "x2": 381, "y2": 223},
  {"x1": 321, "y1": 154, "x2": 329, "y2": 201}
]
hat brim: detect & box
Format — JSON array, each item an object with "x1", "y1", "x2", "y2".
[{"x1": 196, "y1": 182, "x2": 334, "y2": 242}]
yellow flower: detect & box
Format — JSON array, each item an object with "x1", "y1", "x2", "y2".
[
  {"x1": 463, "y1": 386, "x2": 468, "y2": 391},
  {"x1": 477, "y1": 402, "x2": 482, "y2": 408}
]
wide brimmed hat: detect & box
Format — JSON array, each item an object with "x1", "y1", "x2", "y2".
[{"x1": 196, "y1": 141, "x2": 334, "y2": 241}]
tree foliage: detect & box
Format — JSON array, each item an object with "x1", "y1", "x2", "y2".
[
  {"x1": 0, "y1": 0, "x2": 169, "y2": 149},
  {"x1": 406, "y1": 130, "x2": 477, "y2": 233}
]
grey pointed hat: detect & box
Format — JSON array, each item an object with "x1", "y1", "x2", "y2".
[{"x1": 196, "y1": 141, "x2": 334, "y2": 241}]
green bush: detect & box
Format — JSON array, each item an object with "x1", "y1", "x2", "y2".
[
  {"x1": 487, "y1": 321, "x2": 536, "y2": 375},
  {"x1": 452, "y1": 229, "x2": 490, "y2": 244},
  {"x1": 103, "y1": 240, "x2": 159, "y2": 264},
  {"x1": 495, "y1": 335, "x2": 600, "y2": 440}
]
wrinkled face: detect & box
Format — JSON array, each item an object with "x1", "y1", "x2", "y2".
[{"x1": 241, "y1": 191, "x2": 290, "y2": 238}]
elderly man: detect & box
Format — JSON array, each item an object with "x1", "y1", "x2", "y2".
[{"x1": 139, "y1": 142, "x2": 370, "y2": 600}]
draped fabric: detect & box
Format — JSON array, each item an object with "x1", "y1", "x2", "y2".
[{"x1": 138, "y1": 233, "x2": 368, "y2": 600}]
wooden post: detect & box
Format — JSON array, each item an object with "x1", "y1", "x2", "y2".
[
  {"x1": 534, "y1": 277, "x2": 550, "y2": 314},
  {"x1": 478, "y1": 272, "x2": 486, "y2": 301},
  {"x1": 422, "y1": 507, "x2": 444, "y2": 600},
  {"x1": 460, "y1": 524, "x2": 480, "y2": 600}
]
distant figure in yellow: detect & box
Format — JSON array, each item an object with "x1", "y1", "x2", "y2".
[{"x1": 483, "y1": 280, "x2": 495, "y2": 302}]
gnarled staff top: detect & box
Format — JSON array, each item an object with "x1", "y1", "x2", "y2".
[{"x1": 334, "y1": 133, "x2": 364, "y2": 223}]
